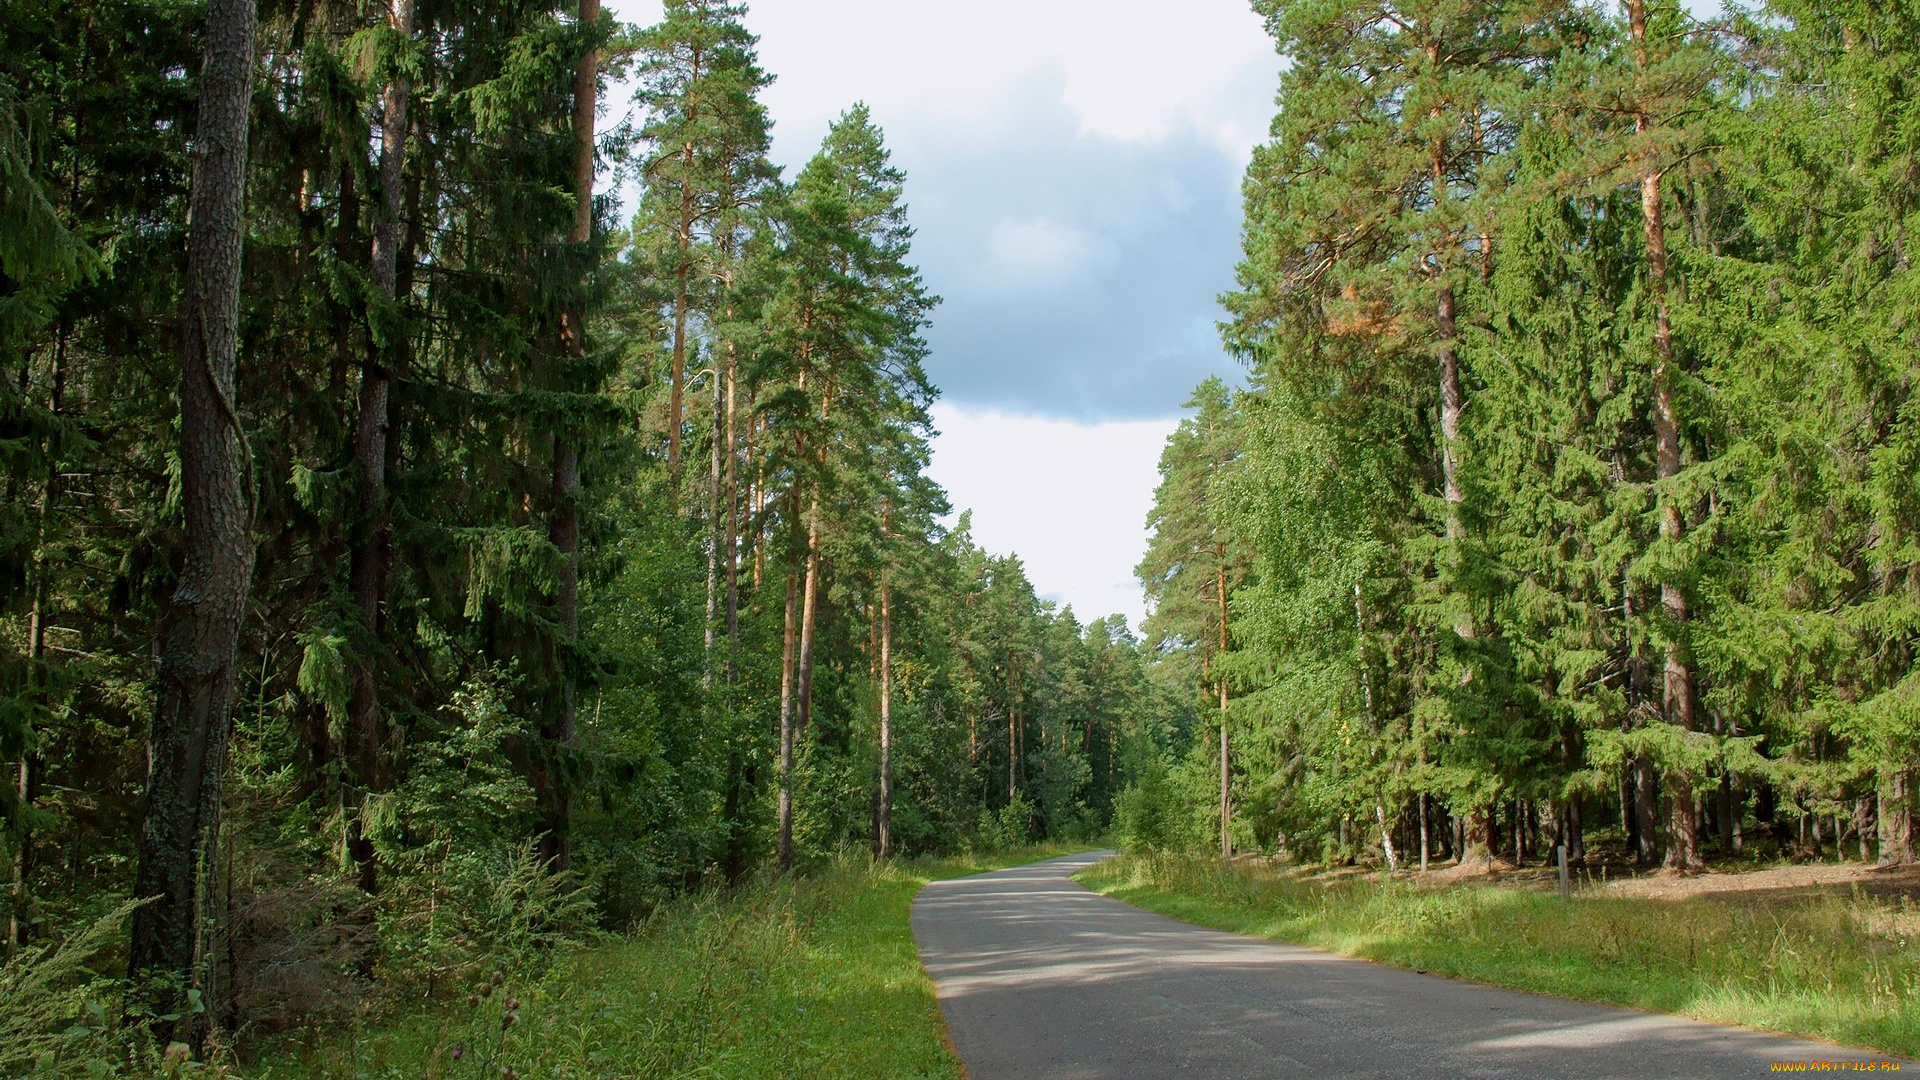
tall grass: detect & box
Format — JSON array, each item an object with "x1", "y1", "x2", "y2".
[
  {"x1": 1079, "y1": 852, "x2": 1920, "y2": 1059},
  {"x1": 254, "y1": 844, "x2": 1090, "y2": 1079}
]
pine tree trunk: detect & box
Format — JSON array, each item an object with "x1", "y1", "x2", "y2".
[
  {"x1": 539, "y1": 0, "x2": 597, "y2": 871},
  {"x1": 1438, "y1": 287, "x2": 1466, "y2": 551},
  {"x1": 1418, "y1": 791, "x2": 1430, "y2": 872},
  {"x1": 704, "y1": 330, "x2": 723, "y2": 674},
  {"x1": 14, "y1": 338, "x2": 64, "y2": 951},
  {"x1": 1630, "y1": 0, "x2": 1701, "y2": 872},
  {"x1": 1428, "y1": 51, "x2": 1473, "y2": 643},
  {"x1": 666, "y1": 203, "x2": 689, "y2": 472},
  {"x1": 706, "y1": 265, "x2": 737, "y2": 678},
  {"x1": 665, "y1": 48, "x2": 701, "y2": 476},
  {"x1": 1217, "y1": 558, "x2": 1231, "y2": 859},
  {"x1": 723, "y1": 335, "x2": 742, "y2": 676},
  {"x1": 777, "y1": 560, "x2": 799, "y2": 870},
  {"x1": 797, "y1": 501, "x2": 822, "y2": 738},
  {"x1": 344, "y1": 0, "x2": 412, "y2": 896},
  {"x1": 1008, "y1": 667, "x2": 1019, "y2": 804},
  {"x1": 1881, "y1": 769, "x2": 1914, "y2": 866},
  {"x1": 877, "y1": 542, "x2": 894, "y2": 859},
  {"x1": 1633, "y1": 753, "x2": 1661, "y2": 867},
  {"x1": 129, "y1": 0, "x2": 258, "y2": 1035}
]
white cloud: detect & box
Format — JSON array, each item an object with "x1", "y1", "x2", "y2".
[
  {"x1": 927, "y1": 403, "x2": 1174, "y2": 631},
  {"x1": 606, "y1": 0, "x2": 1280, "y2": 165}
]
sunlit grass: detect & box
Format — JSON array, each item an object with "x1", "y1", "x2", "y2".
[
  {"x1": 254, "y1": 844, "x2": 1091, "y2": 1079},
  {"x1": 1077, "y1": 851, "x2": 1920, "y2": 1060}
]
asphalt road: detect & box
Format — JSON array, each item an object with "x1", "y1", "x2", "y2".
[{"x1": 911, "y1": 850, "x2": 1910, "y2": 1079}]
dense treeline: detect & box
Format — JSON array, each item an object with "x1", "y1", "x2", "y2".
[
  {"x1": 0, "y1": 0, "x2": 1182, "y2": 1055},
  {"x1": 1139, "y1": 0, "x2": 1920, "y2": 873}
]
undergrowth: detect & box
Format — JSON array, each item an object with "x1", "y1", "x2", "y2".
[
  {"x1": 246, "y1": 844, "x2": 1089, "y2": 1079},
  {"x1": 1078, "y1": 851, "x2": 1920, "y2": 1059}
]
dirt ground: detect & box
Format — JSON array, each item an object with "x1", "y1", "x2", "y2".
[
  {"x1": 1592, "y1": 859, "x2": 1920, "y2": 904},
  {"x1": 1376, "y1": 857, "x2": 1920, "y2": 905}
]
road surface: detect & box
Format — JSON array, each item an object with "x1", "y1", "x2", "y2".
[{"x1": 911, "y1": 850, "x2": 1908, "y2": 1079}]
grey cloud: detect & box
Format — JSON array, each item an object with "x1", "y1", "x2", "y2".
[{"x1": 875, "y1": 72, "x2": 1255, "y2": 422}]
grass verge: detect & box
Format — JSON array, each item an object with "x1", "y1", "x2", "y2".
[
  {"x1": 256, "y1": 844, "x2": 1090, "y2": 1079},
  {"x1": 1077, "y1": 851, "x2": 1920, "y2": 1059}
]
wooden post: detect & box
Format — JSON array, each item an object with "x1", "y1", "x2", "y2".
[{"x1": 1557, "y1": 843, "x2": 1570, "y2": 902}]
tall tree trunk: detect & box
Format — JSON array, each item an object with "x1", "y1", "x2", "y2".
[
  {"x1": 796, "y1": 370, "x2": 829, "y2": 738},
  {"x1": 1217, "y1": 556, "x2": 1231, "y2": 859},
  {"x1": 664, "y1": 46, "x2": 702, "y2": 476},
  {"x1": 1437, "y1": 281, "x2": 1465, "y2": 558},
  {"x1": 750, "y1": 414, "x2": 767, "y2": 590},
  {"x1": 1008, "y1": 704, "x2": 1018, "y2": 803},
  {"x1": 723, "y1": 339, "x2": 742, "y2": 670},
  {"x1": 13, "y1": 332, "x2": 64, "y2": 952},
  {"x1": 704, "y1": 337, "x2": 722, "y2": 674},
  {"x1": 1631, "y1": 0, "x2": 1700, "y2": 872},
  {"x1": 705, "y1": 263, "x2": 735, "y2": 677},
  {"x1": 1427, "y1": 46, "x2": 1473, "y2": 643},
  {"x1": 777, "y1": 559, "x2": 800, "y2": 870},
  {"x1": 1418, "y1": 792, "x2": 1431, "y2": 872},
  {"x1": 129, "y1": 0, "x2": 258, "y2": 1037},
  {"x1": 797, "y1": 500, "x2": 822, "y2": 738},
  {"x1": 1007, "y1": 664, "x2": 1020, "y2": 804},
  {"x1": 343, "y1": 0, "x2": 413, "y2": 897},
  {"x1": 1882, "y1": 769, "x2": 1914, "y2": 866},
  {"x1": 540, "y1": 0, "x2": 598, "y2": 870},
  {"x1": 877, "y1": 520, "x2": 894, "y2": 859}
]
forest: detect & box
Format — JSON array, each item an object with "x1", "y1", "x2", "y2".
[
  {"x1": 1139, "y1": 0, "x2": 1920, "y2": 876},
  {"x1": 5, "y1": 0, "x2": 1920, "y2": 1068},
  {"x1": 0, "y1": 0, "x2": 1189, "y2": 1057}
]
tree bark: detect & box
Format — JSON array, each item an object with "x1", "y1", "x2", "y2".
[
  {"x1": 665, "y1": 47, "x2": 702, "y2": 476},
  {"x1": 723, "y1": 349, "x2": 742, "y2": 662},
  {"x1": 1008, "y1": 666, "x2": 1020, "y2": 804},
  {"x1": 1418, "y1": 792, "x2": 1430, "y2": 872},
  {"x1": 797, "y1": 500, "x2": 822, "y2": 738},
  {"x1": 1217, "y1": 556, "x2": 1231, "y2": 859},
  {"x1": 539, "y1": 0, "x2": 598, "y2": 870},
  {"x1": 344, "y1": 0, "x2": 413, "y2": 897},
  {"x1": 705, "y1": 264, "x2": 735, "y2": 677},
  {"x1": 129, "y1": 0, "x2": 258, "y2": 1037},
  {"x1": 13, "y1": 335, "x2": 64, "y2": 951},
  {"x1": 1631, "y1": 0, "x2": 1701, "y2": 872},
  {"x1": 777, "y1": 561, "x2": 799, "y2": 870},
  {"x1": 1882, "y1": 769, "x2": 1914, "y2": 866},
  {"x1": 877, "y1": 521, "x2": 894, "y2": 859},
  {"x1": 1428, "y1": 45, "x2": 1473, "y2": 644}
]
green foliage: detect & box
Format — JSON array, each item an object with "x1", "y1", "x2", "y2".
[
  {"x1": 1152, "y1": 0, "x2": 1920, "y2": 869},
  {"x1": 972, "y1": 792, "x2": 1038, "y2": 851},
  {"x1": 0, "y1": 901, "x2": 141, "y2": 1078},
  {"x1": 1113, "y1": 765, "x2": 1183, "y2": 853},
  {"x1": 360, "y1": 677, "x2": 594, "y2": 988},
  {"x1": 257, "y1": 851, "x2": 1089, "y2": 1079}
]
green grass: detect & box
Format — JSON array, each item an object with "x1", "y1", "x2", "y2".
[
  {"x1": 254, "y1": 844, "x2": 1090, "y2": 1080},
  {"x1": 1077, "y1": 851, "x2": 1920, "y2": 1060}
]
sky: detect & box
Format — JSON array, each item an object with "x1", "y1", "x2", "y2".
[{"x1": 605, "y1": 0, "x2": 1285, "y2": 629}]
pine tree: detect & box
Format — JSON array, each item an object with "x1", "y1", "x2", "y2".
[
  {"x1": 760, "y1": 104, "x2": 933, "y2": 867},
  {"x1": 128, "y1": 0, "x2": 259, "y2": 1034},
  {"x1": 1139, "y1": 377, "x2": 1252, "y2": 857}
]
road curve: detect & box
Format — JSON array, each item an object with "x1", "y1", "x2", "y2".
[{"x1": 911, "y1": 850, "x2": 1909, "y2": 1080}]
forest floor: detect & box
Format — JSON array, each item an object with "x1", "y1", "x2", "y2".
[
  {"x1": 1078, "y1": 851, "x2": 1920, "y2": 1059},
  {"x1": 1591, "y1": 860, "x2": 1920, "y2": 903},
  {"x1": 246, "y1": 844, "x2": 1094, "y2": 1080},
  {"x1": 1264, "y1": 848, "x2": 1920, "y2": 905}
]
